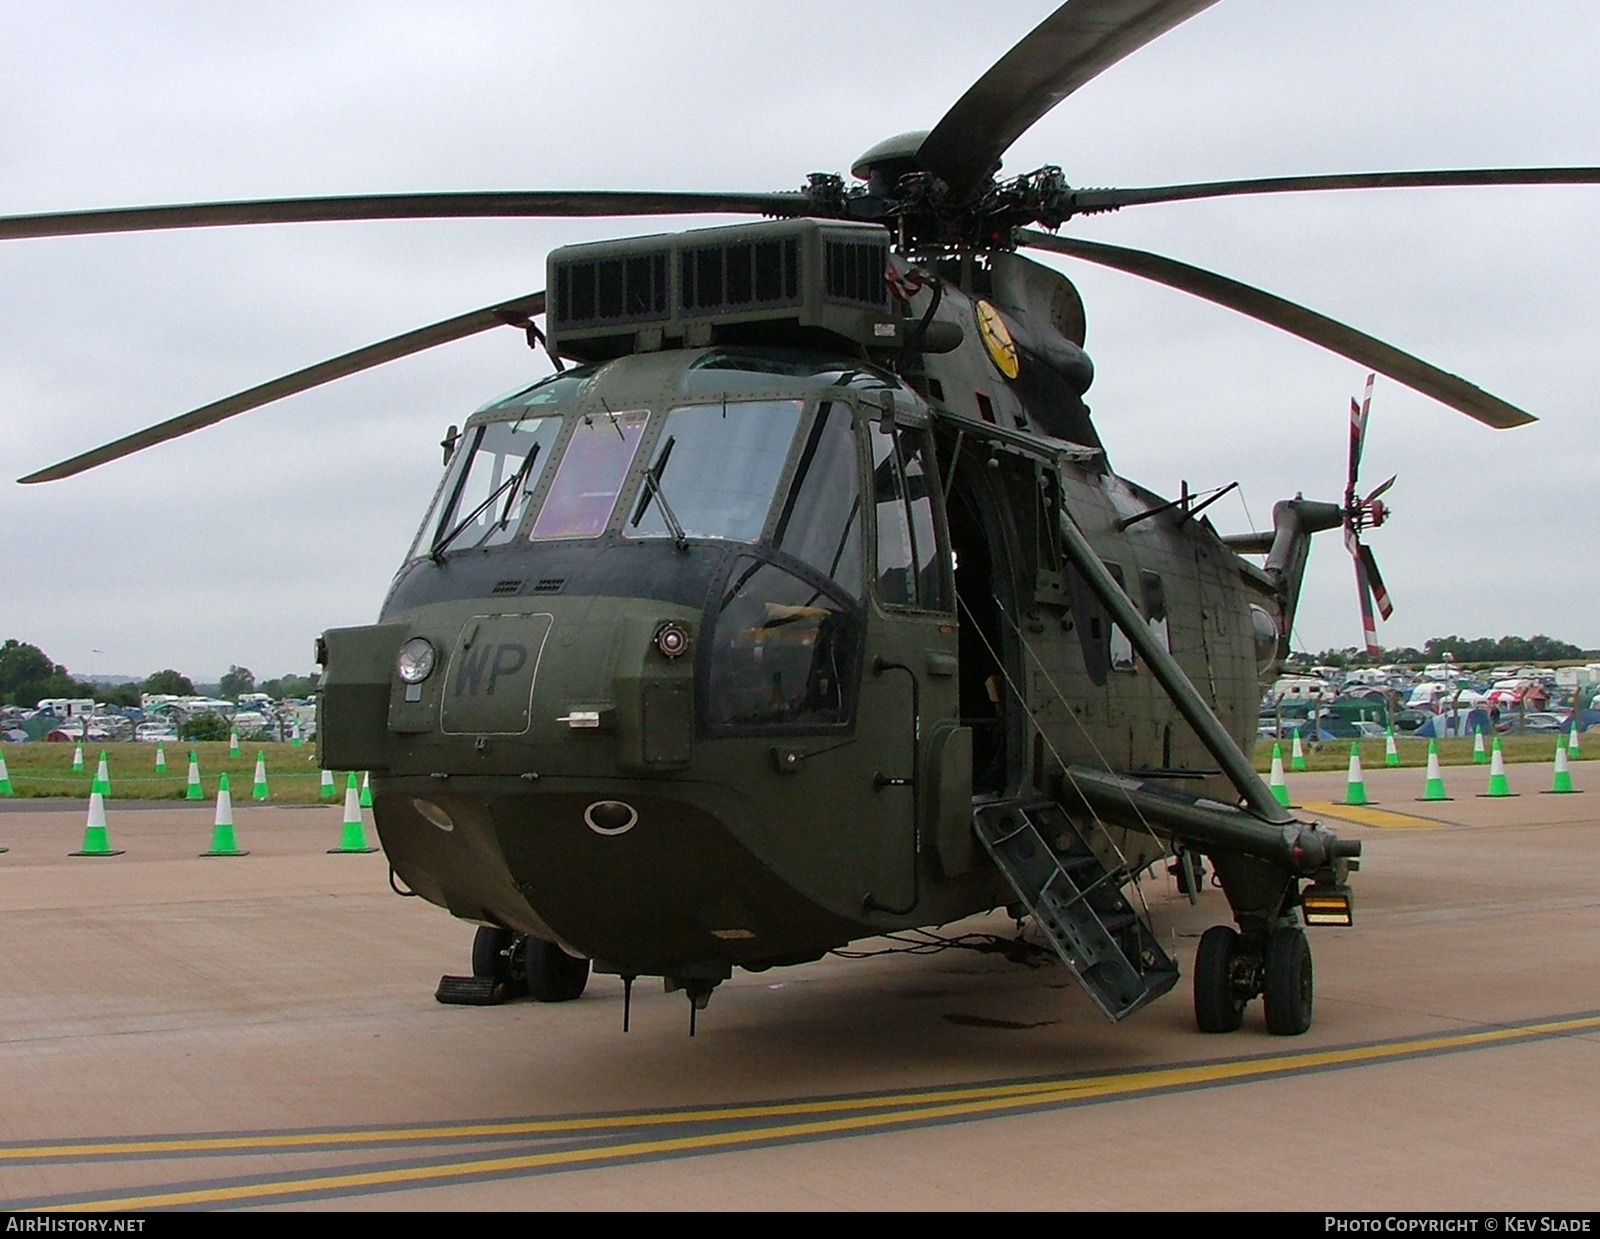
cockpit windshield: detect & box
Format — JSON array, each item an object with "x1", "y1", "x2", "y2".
[
  {"x1": 416, "y1": 415, "x2": 562, "y2": 557},
  {"x1": 627, "y1": 400, "x2": 802, "y2": 543}
]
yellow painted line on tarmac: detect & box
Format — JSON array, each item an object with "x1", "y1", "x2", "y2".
[
  {"x1": 1299, "y1": 799, "x2": 1450, "y2": 829},
  {"x1": 43, "y1": 1010, "x2": 1600, "y2": 1212}
]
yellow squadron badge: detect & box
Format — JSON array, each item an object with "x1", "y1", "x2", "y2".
[{"x1": 973, "y1": 299, "x2": 1019, "y2": 379}]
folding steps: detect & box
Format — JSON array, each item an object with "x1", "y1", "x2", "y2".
[{"x1": 973, "y1": 795, "x2": 1179, "y2": 1021}]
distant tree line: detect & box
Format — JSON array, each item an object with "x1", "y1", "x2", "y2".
[
  {"x1": 1295, "y1": 634, "x2": 1595, "y2": 669},
  {"x1": 0, "y1": 639, "x2": 317, "y2": 708}
]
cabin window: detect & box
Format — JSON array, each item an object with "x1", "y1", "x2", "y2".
[
  {"x1": 528, "y1": 410, "x2": 648, "y2": 539},
  {"x1": 419, "y1": 415, "x2": 562, "y2": 556},
  {"x1": 1140, "y1": 569, "x2": 1171, "y2": 652},
  {"x1": 705, "y1": 556, "x2": 860, "y2": 731},
  {"x1": 626, "y1": 400, "x2": 803, "y2": 543},
  {"x1": 771, "y1": 401, "x2": 863, "y2": 600},
  {"x1": 870, "y1": 423, "x2": 950, "y2": 612},
  {"x1": 1106, "y1": 563, "x2": 1136, "y2": 672}
]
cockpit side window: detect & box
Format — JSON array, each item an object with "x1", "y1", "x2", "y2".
[
  {"x1": 869, "y1": 422, "x2": 951, "y2": 612},
  {"x1": 770, "y1": 401, "x2": 863, "y2": 600}
]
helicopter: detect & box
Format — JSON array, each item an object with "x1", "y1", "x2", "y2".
[{"x1": 6, "y1": 0, "x2": 1594, "y2": 1037}]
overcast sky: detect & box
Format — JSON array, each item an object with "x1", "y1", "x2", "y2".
[{"x1": 2, "y1": 1, "x2": 1596, "y2": 681}]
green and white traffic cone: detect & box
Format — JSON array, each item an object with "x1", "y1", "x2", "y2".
[
  {"x1": 1546, "y1": 737, "x2": 1577, "y2": 795},
  {"x1": 95, "y1": 750, "x2": 111, "y2": 800},
  {"x1": 71, "y1": 742, "x2": 84, "y2": 773},
  {"x1": 1384, "y1": 726, "x2": 1400, "y2": 767},
  {"x1": 154, "y1": 741, "x2": 167, "y2": 774},
  {"x1": 1290, "y1": 730, "x2": 1307, "y2": 772},
  {"x1": 319, "y1": 769, "x2": 336, "y2": 802},
  {"x1": 359, "y1": 772, "x2": 373, "y2": 809},
  {"x1": 1419, "y1": 739, "x2": 1450, "y2": 801},
  {"x1": 329, "y1": 773, "x2": 378, "y2": 854},
  {"x1": 251, "y1": 750, "x2": 269, "y2": 801},
  {"x1": 229, "y1": 729, "x2": 240, "y2": 758},
  {"x1": 1343, "y1": 743, "x2": 1369, "y2": 806},
  {"x1": 1473, "y1": 727, "x2": 1488, "y2": 764},
  {"x1": 185, "y1": 750, "x2": 203, "y2": 801},
  {"x1": 71, "y1": 788, "x2": 122, "y2": 856},
  {"x1": 1482, "y1": 737, "x2": 1514, "y2": 797},
  {"x1": 201, "y1": 773, "x2": 248, "y2": 857},
  {"x1": 1269, "y1": 742, "x2": 1291, "y2": 807},
  {"x1": 290, "y1": 720, "x2": 303, "y2": 748},
  {"x1": 1568, "y1": 724, "x2": 1583, "y2": 761},
  {"x1": 0, "y1": 749, "x2": 13, "y2": 797}
]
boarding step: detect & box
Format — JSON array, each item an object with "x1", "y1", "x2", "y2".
[{"x1": 973, "y1": 796, "x2": 1179, "y2": 1022}]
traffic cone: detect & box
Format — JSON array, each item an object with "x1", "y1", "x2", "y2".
[
  {"x1": 1344, "y1": 743, "x2": 1369, "y2": 806},
  {"x1": 201, "y1": 773, "x2": 248, "y2": 856},
  {"x1": 72, "y1": 742, "x2": 84, "y2": 773},
  {"x1": 329, "y1": 773, "x2": 378, "y2": 854},
  {"x1": 1473, "y1": 727, "x2": 1488, "y2": 764},
  {"x1": 1290, "y1": 730, "x2": 1307, "y2": 772},
  {"x1": 185, "y1": 750, "x2": 203, "y2": 801},
  {"x1": 0, "y1": 749, "x2": 13, "y2": 796},
  {"x1": 1419, "y1": 739, "x2": 1451, "y2": 801},
  {"x1": 95, "y1": 750, "x2": 111, "y2": 799},
  {"x1": 1384, "y1": 726, "x2": 1400, "y2": 767},
  {"x1": 290, "y1": 720, "x2": 303, "y2": 748},
  {"x1": 1268, "y1": 742, "x2": 1290, "y2": 807},
  {"x1": 1569, "y1": 724, "x2": 1583, "y2": 761},
  {"x1": 1481, "y1": 737, "x2": 1514, "y2": 797},
  {"x1": 251, "y1": 751, "x2": 269, "y2": 801},
  {"x1": 154, "y1": 741, "x2": 167, "y2": 774},
  {"x1": 359, "y1": 772, "x2": 373, "y2": 809},
  {"x1": 319, "y1": 769, "x2": 336, "y2": 802},
  {"x1": 1546, "y1": 737, "x2": 1577, "y2": 795},
  {"x1": 71, "y1": 789, "x2": 122, "y2": 856},
  {"x1": 229, "y1": 729, "x2": 240, "y2": 758}
]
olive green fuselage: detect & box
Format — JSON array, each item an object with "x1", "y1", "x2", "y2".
[{"x1": 319, "y1": 279, "x2": 1268, "y2": 981}]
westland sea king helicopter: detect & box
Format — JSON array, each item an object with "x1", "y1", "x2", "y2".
[{"x1": 10, "y1": 0, "x2": 1593, "y2": 1036}]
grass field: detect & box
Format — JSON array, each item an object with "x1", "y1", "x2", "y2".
[
  {"x1": 0, "y1": 742, "x2": 340, "y2": 802},
  {"x1": 0, "y1": 733, "x2": 1583, "y2": 801}
]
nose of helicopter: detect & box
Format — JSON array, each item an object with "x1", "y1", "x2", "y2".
[{"x1": 316, "y1": 591, "x2": 865, "y2": 971}]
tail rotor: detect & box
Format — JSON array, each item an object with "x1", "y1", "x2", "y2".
[{"x1": 1343, "y1": 374, "x2": 1395, "y2": 655}]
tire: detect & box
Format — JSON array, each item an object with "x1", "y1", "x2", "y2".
[
  {"x1": 1263, "y1": 927, "x2": 1314, "y2": 1036},
  {"x1": 471, "y1": 926, "x2": 513, "y2": 979},
  {"x1": 471, "y1": 926, "x2": 529, "y2": 997},
  {"x1": 1193, "y1": 924, "x2": 1246, "y2": 1033},
  {"x1": 525, "y1": 938, "x2": 590, "y2": 1002}
]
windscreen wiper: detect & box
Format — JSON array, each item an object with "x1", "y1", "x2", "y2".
[
  {"x1": 630, "y1": 435, "x2": 689, "y2": 551},
  {"x1": 431, "y1": 444, "x2": 540, "y2": 561}
]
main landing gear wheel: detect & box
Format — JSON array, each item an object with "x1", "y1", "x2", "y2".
[
  {"x1": 525, "y1": 938, "x2": 590, "y2": 1002},
  {"x1": 1263, "y1": 927, "x2": 1314, "y2": 1036},
  {"x1": 471, "y1": 926, "x2": 527, "y2": 998},
  {"x1": 1193, "y1": 924, "x2": 1248, "y2": 1033}
]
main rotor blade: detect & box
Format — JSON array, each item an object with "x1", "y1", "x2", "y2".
[
  {"x1": 0, "y1": 191, "x2": 804, "y2": 242},
  {"x1": 917, "y1": 0, "x2": 1219, "y2": 200},
  {"x1": 18, "y1": 291, "x2": 545, "y2": 484},
  {"x1": 1017, "y1": 230, "x2": 1537, "y2": 430},
  {"x1": 1070, "y1": 167, "x2": 1600, "y2": 214}
]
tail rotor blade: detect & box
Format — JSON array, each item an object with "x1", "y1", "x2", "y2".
[
  {"x1": 1353, "y1": 548, "x2": 1381, "y2": 656},
  {"x1": 1359, "y1": 542, "x2": 1395, "y2": 621},
  {"x1": 1365, "y1": 473, "x2": 1397, "y2": 504}
]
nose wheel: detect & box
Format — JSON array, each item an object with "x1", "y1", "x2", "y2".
[
  {"x1": 466, "y1": 927, "x2": 590, "y2": 1002},
  {"x1": 1193, "y1": 924, "x2": 1313, "y2": 1035}
]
